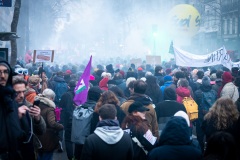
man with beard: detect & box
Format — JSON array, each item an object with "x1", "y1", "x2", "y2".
[{"x1": 0, "y1": 58, "x2": 24, "y2": 159}]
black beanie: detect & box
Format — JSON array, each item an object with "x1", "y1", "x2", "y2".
[
  {"x1": 88, "y1": 86, "x2": 103, "y2": 101},
  {"x1": 164, "y1": 87, "x2": 177, "y2": 100},
  {"x1": 202, "y1": 76, "x2": 211, "y2": 87}
]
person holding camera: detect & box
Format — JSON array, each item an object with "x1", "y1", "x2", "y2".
[{"x1": 12, "y1": 76, "x2": 46, "y2": 160}]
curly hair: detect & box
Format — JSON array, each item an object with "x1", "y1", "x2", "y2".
[
  {"x1": 94, "y1": 90, "x2": 120, "y2": 113},
  {"x1": 204, "y1": 97, "x2": 239, "y2": 130}
]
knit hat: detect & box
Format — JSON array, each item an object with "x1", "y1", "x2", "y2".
[
  {"x1": 174, "y1": 111, "x2": 190, "y2": 127},
  {"x1": 88, "y1": 86, "x2": 103, "y2": 101},
  {"x1": 138, "y1": 67, "x2": 143, "y2": 71},
  {"x1": 202, "y1": 76, "x2": 211, "y2": 87},
  {"x1": 164, "y1": 87, "x2": 177, "y2": 100},
  {"x1": 0, "y1": 62, "x2": 10, "y2": 72},
  {"x1": 65, "y1": 70, "x2": 72, "y2": 75},
  {"x1": 222, "y1": 71, "x2": 233, "y2": 84},
  {"x1": 28, "y1": 75, "x2": 41, "y2": 86},
  {"x1": 128, "y1": 101, "x2": 149, "y2": 113},
  {"x1": 163, "y1": 75, "x2": 173, "y2": 82}
]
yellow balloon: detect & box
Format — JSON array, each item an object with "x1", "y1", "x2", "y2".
[{"x1": 168, "y1": 4, "x2": 201, "y2": 37}]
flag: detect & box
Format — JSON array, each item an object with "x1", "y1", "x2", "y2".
[
  {"x1": 74, "y1": 56, "x2": 92, "y2": 105},
  {"x1": 168, "y1": 41, "x2": 174, "y2": 55}
]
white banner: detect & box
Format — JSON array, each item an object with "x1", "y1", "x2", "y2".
[
  {"x1": 174, "y1": 46, "x2": 234, "y2": 69},
  {"x1": 33, "y1": 50, "x2": 54, "y2": 63},
  {"x1": 232, "y1": 61, "x2": 240, "y2": 68}
]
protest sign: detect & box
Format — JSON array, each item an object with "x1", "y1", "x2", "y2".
[{"x1": 33, "y1": 50, "x2": 54, "y2": 63}]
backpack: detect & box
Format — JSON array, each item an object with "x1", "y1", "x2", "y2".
[
  {"x1": 54, "y1": 82, "x2": 68, "y2": 104},
  {"x1": 55, "y1": 107, "x2": 62, "y2": 122},
  {"x1": 182, "y1": 97, "x2": 198, "y2": 121},
  {"x1": 200, "y1": 90, "x2": 216, "y2": 113},
  {"x1": 71, "y1": 106, "x2": 94, "y2": 144}
]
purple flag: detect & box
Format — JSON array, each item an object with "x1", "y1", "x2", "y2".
[{"x1": 73, "y1": 56, "x2": 92, "y2": 105}]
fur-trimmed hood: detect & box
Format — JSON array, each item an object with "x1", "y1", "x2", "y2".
[{"x1": 35, "y1": 96, "x2": 56, "y2": 108}]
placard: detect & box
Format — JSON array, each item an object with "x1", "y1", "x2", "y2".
[
  {"x1": 146, "y1": 55, "x2": 161, "y2": 65},
  {"x1": 33, "y1": 50, "x2": 54, "y2": 63}
]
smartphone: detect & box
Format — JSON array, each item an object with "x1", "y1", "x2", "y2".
[{"x1": 33, "y1": 99, "x2": 40, "y2": 107}]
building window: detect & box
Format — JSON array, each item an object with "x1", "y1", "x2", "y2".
[
  {"x1": 227, "y1": 19, "x2": 230, "y2": 34},
  {"x1": 235, "y1": 17, "x2": 238, "y2": 34},
  {"x1": 232, "y1": 18, "x2": 235, "y2": 34},
  {"x1": 229, "y1": 18, "x2": 233, "y2": 34},
  {"x1": 224, "y1": 19, "x2": 227, "y2": 35}
]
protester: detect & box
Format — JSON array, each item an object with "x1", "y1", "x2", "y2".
[
  {"x1": 90, "y1": 90, "x2": 126, "y2": 133},
  {"x1": 202, "y1": 98, "x2": 240, "y2": 151},
  {"x1": 192, "y1": 70, "x2": 204, "y2": 92},
  {"x1": 160, "y1": 75, "x2": 174, "y2": 97},
  {"x1": 154, "y1": 65, "x2": 164, "y2": 86},
  {"x1": 194, "y1": 76, "x2": 217, "y2": 151},
  {"x1": 148, "y1": 116, "x2": 202, "y2": 160},
  {"x1": 81, "y1": 104, "x2": 133, "y2": 160},
  {"x1": 0, "y1": 58, "x2": 25, "y2": 159},
  {"x1": 122, "y1": 101, "x2": 157, "y2": 160},
  {"x1": 204, "y1": 131, "x2": 238, "y2": 160},
  {"x1": 145, "y1": 75, "x2": 163, "y2": 105},
  {"x1": 13, "y1": 76, "x2": 46, "y2": 160},
  {"x1": 109, "y1": 85, "x2": 127, "y2": 105},
  {"x1": 25, "y1": 75, "x2": 41, "y2": 104},
  {"x1": 59, "y1": 80, "x2": 76, "y2": 160},
  {"x1": 124, "y1": 77, "x2": 136, "y2": 97},
  {"x1": 212, "y1": 70, "x2": 223, "y2": 93},
  {"x1": 155, "y1": 87, "x2": 187, "y2": 134},
  {"x1": 176, "y1": 78, "x2": 192, "y2": 103},
  {"x1": 74, "y1": 86, "x2": 102, "y2": 160},
  {"x1": 35, "y1": 89, "x2": 64, "y2": 160},
  {"x1": 218, "y1": 71, "x2": 239, "y2": 102},
  {"x1": 121, "y1": 80, "x2": 159, "y2": 139}
]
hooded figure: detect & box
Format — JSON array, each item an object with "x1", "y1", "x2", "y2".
[
  {"x1": 0, "y1": 58, "x2": 24, "y2": 159},
  {"x1": 99, "y1": 77, "x2": 109, "y2": 91},
  {"x1": 155, "y1": 87, "x2": 187, "y2": 135},
  {"x1": 219, "y1": 71, "x2": 239, "y2": 102},
  {"x1": 148, "y1": 116, "x2": 202, "y2": 160}
]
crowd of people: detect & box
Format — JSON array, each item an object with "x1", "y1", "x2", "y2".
[{"x1": 0, "y1": 55, "x2": 240, "y2": 160}]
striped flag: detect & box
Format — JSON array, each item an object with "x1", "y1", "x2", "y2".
[{"x1": 73, "y1": 56, "x2": 92, "y2": 105}]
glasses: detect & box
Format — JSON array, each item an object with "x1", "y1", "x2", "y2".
[{"x1": 0, "y1": 70, "x2": 9, "y2": 75}]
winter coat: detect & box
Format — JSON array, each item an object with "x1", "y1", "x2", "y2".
[
  {"x1": 155, "y1": 100, "x2": 187, "y2": 134},
  {"x1": 115, "y1": 79, "x2": 126, "y2": 92},
  {"x1": 202, "y1": 116, "x2": 240, "y2": 143},
  {"x1": 176, "y1": 86, "x2": 191, "y2": 103},
  {"x1": 220, "y1": 82, "x2": 239, "y2": 102},
  {"x1": 0, "y1": 59, "x2": 25, "y2": 159},
  {"x1": 81, "y1": 119, "x2": 133, "y2": 160},
  {"x1": 36, "y1": 96, "x2": 64, "y2": 152},
  {"x1": 120, "y1": 93, "x2": 159, "y2": 139},
  {"x1": 148, "y1": 116, "x2": 202, "y2": 160},
  {"x1": 160, "y1": 81, "x2": 173, "y2": 95},
  {"x1": 59, "y1": 89, "x2": 75, "y2": 141},
  {"x1": 90, "y1": 105, "x2": 126, "y2": 134}
]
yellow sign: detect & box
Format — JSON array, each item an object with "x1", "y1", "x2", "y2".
[{"x1": 168, "y1": 4, "x2": 201, "y2": 37}]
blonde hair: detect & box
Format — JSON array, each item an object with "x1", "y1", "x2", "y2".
[
  {"x1": 204, "y1": 97, "x2": 239, "y2": 130},
  {"x1": 42, "y1": 88, "x2": 56, "y2": 100}
]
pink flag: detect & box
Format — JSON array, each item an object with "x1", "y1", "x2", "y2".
[{"x1": 73, "y1": 56, "x2": 92, "y2": 105}]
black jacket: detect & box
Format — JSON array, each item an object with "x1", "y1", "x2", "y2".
[
  {"x1": 148, "y1": 116, "x2": 202, "y2": 160},
  {"x1": 155, "y1": 100, "x2": 187, "y2": 132},
  {"x1": 0, "y1": 59, "x2": 25, "y2": 159},
  {"x1": 81, "y1": 120, "x2": 133, "y2": 160}
]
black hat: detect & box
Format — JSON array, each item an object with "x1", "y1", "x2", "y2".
[
  {"x1": 128, "y1": 101, "x2": 149, "y2": 113},
  {"x1": 164, "y1": 87, "x2": 177, "y2": 100},
  {"x1": 88, "y1": 86, "x2": 103, "y2": 101}
]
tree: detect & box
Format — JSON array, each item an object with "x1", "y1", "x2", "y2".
[{"x1": 10, "y1": 0, "x2": 21, "y2": 66}]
